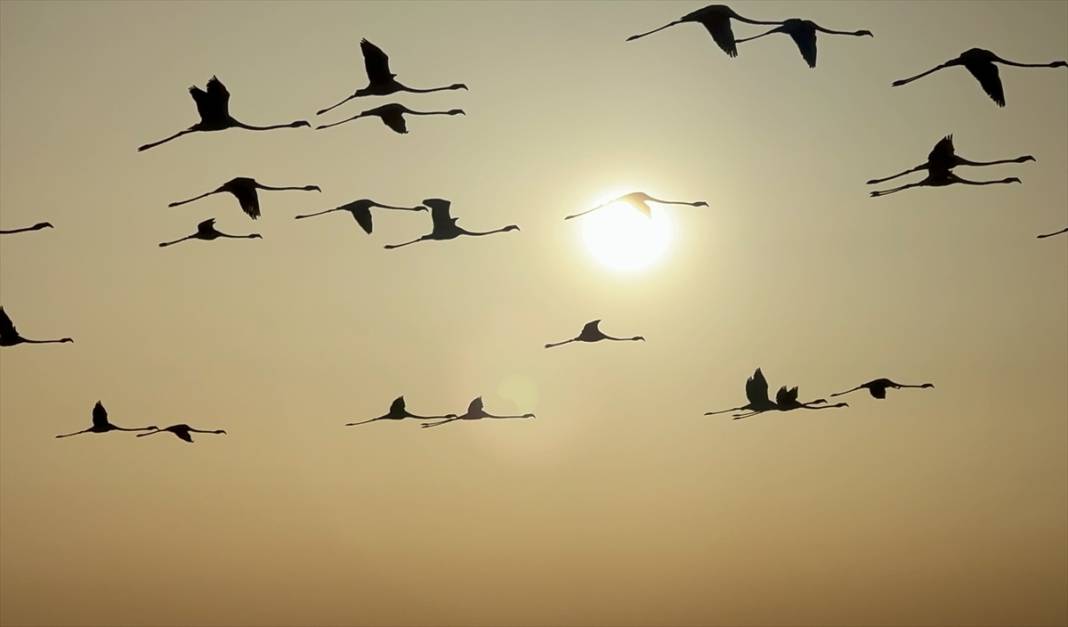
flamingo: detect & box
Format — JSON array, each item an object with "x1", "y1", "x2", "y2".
[
  {"x1": 345, "y1": 396, "x2": 454, "y2": 427},
  {"x1": 564, "y1": 191, "x2": 708, "y2": 220},
  {"x1": 704, "y1": 368, "x2": 779, "y2": 418},
  {"x1": 0, "y1": 307, "x2": 73, "y2": 347},
  {"x1": 734, "y1": 18, "x2": 872, "y2": 68},
  {"x1": 384, "y1": 199, "x2": 518, "y2": 249},
  {"x1": 625, "y1": 4, "x2": 784, "y2": 58},
  {"x1": 138, "y1": 76, "x2": 310, "y2": 151},
  {"x1": 295, "y1": 199, "x2": 426, "y2": 234},
  {"x1": 56, "y1": 402, "x2": 157, "y2": 438},
  {"x1": 830, "y1": 378, "x2": 934, "y2": 400},
  {"x1": 316, "y1": 103, "x2": 464, "y2": 135},
  {"x1": 169, "y1": 177, "x2": 321, "y2": 220},
  {"x1": 1037, "y1": 227, "x2": 1068, "y2": 239},
  {"x1": 867, "y1": 135, "x2": 1035, "y2": 185},
  {"x1": 421, "y1": 397, "x2": 535, "y2": 429},
  {"x1": 138, "y1": 424, "x2": 227, "y2": 443},
  {"x1": 317, "y1": 39, "x2": 468, "y2": 116},
  {"x1": 544, "y1": 320, "x2": 645, "y2": 348},
  {"x1": 158, "y1": 218, "x2": 262, "y2": 247},
  {"x1": 892, "y1": 48, "x2": 1068, "y2": 107},
  {"x1": 741, "y1": 386, "x2": 847, "y2": 419},
  {"x1": 870, "y1": 169, "x2": 1021, "y2": 197},
  {"x1": 0, "y1": 222, "x2": 53, "y2": 235}
]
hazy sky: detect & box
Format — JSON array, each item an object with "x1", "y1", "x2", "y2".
[{"x1": 1, "y1": 1, "x2": 1066, "y2": 626}]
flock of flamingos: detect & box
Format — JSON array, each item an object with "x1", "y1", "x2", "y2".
[{"x1": 2, "y1": 4, "x2": 1066, "y2": 442}]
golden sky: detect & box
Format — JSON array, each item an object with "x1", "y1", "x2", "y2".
[{"x1": 1, "y1": 1, "x2": 1066, "y2": 625}]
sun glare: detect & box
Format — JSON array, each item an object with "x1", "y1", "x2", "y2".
[{"x1": 581, "y1": 201, "x2": 674, "y2": 272}]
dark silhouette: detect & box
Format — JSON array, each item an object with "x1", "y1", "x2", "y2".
[
  {"x1": 384, "y1": 198, "x2": 519, "y2": 249},
  {"x1": 735, "y1": 18, "x2": 872, "y2": 68},
  {"x1": 759, "y1": 386, "x2": 848, "y2": 419},
  {"x1": 831, "y1": 378, "x2": 934, "y2": 400},
  {"x1": 0, "y1": 307, "x2": 73, "y2": 347},
  {"x1": 345, "y1": 396, "x2": 453, "y2": 427},
  {"x1": 1037, "y1": 227, "x2": 1068, "y2": 239},
  {"x1": 169, "y1": 177, "x2": 321, "y2": 220},
  {"x1": 421, "y1": 397, "x2": 534, "y2": 429},
  {"x1": 295, "y1": 199, "x2": 426, "y2": 234},
  {"x1": 544, "y1": 319, "x2": 645, "y2": 348},
  {"x1": 565, "y1": 191, "x2": 708, "y2": 220},
  {"x1": 866, "y1": 135, "x2": 1035, "y2": 185},
  {"x1": 892, "y1": 48, "x2": 1068, "y2": 107},
  {"x1": 0, "y1": 222, "x2": 53, "y2": 235},
  {"x1": 316, "y1": 103, "x2": 464, "y2": 134},
  {"x1": 138, "y1": 76, "x2": 310, "y2": 151},
  {"x1": 626, "y1": 4, "x2": 784, "y2": 57},
  {"x1": 56, "y1": 402, "x2": 157, "y2": 438},
  {"x1": 137, "y1": 424, "x2": 227, "y2": 443},
  {"x1": 159, "y1": 218, "x2": 262, "y2": 247},
  {"x1": 317, "y1": 39, "x2": 468, "y2": 116},
  {"x1": 870, "y1": 169, "x2": 1021, "y2": 197},
  {"x1": 704, "y1": 368, "x2": 846, "y2": 419}
]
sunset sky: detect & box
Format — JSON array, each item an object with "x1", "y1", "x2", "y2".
[{"x1": 1, "y1": 1, "x2": 1066, "y2": 625}]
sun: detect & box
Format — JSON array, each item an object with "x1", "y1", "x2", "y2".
[{"x1": 581, "y1": 201, "x2": 674, "y2": 272}]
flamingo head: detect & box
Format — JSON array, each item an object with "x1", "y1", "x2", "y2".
[
  {"x1": 290, "y1": 120, "x2": 312, "y2": 128},
  {"x1": 1051, "y1": 61, "x2": 1067, "y2": 68},
  {"x1": 249, "y1": 233, "x2": 264, "y2": 239},
  {"x1": 1017, "y1": 155, "x2": 1037, "y2": 163},
  {"x1": 447, "y1": 109, "x2": 466, "y2": 116},
  {"x1": 59, "y1": 337, "x2": 74, "y2": 343},
  {"x1": 34, "y1": 222, "x2": 54, "y2": 230},
  {"x1": 1004, "y1": 177, "x2": 1023, "y2": 184},
  {"x1": 450, "y1": 83, "x2": 468, "y2": 91},
  {"x1": 502, "y1": 224, "x2": 520, "y2": 232},
  {"x1": 855, "y1": 30, "x2": 874, "y2": 37},
  {"x1": 921, "y1": 383, "x2": 935, "y2": 389},
  {"x1": 303, "y1": 185, "x2": 322, "y2": 192}
]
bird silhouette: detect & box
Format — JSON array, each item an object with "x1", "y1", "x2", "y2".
[
  {"x1": 891, "y1": 48, "x2": 1068, "y2": 107},
  {"x1": 760, "y1": 386, "x2": 848, "y2": 419},
  {"x1": 384, "y1": 198, "x2": 519, "y2": 249},
  {"x1": 625, "y1": 4, "x2": 784, "y2": 57},
  {"x1": 138, "y1": 76, "x2": 310, "y2": 151},
  {"x1": 734, "y1": 18, "x2": 872, "y2": 68},
  {"x1": 421, "y1": 397, "x2": 535, "y2": 429},
  {"x1": 1037, "y1": 227, "x2": 1068, "y2": 239},
  {"x1": 169, "y1": 177, "x2": 321, "y2": 219},
  {"x1": 866, "y1": 135, "x2": 1035, "y2": 186},
  {"x1": 56, "y1": 402, "x2": 157, "y2": 438},
  {"x1": 544, "y1": 319, "x2": 645, "y2": 349},
  {"x1": 870, "y1": 169, "x2": 1021, "y2": 197},
  {"x1": 830, "y1": 378, "x2": 934, "y2": 400},
  {"x1": 0, "y1": 307, "x2": 73, "y2": 347},
  {"x1": 316, "y1": 103, "x2": 464, "y2": 134},
  {"x1": 295, "y1": 199, "x2": 426, "y2": 234},
  {"x1": 0, "y1": 222, "x2": 53, "y2": 235},
  {"x1": 158, "y1": 218, "x2": 262, "y2": 247},
  {"x1": 564, "y1": 191, "x2": 708, "y2": 220},
  {"x1": 317, "y1": 39, "x2": 468, "y2": 116},
  {"x1": 704, "y1": 368, "x2": 779, "y2": 417},
  {"x1": 137, "y1": 424, "x2": 227, "y2": 443},
  {"x1": 346, "y1": 396, "x2": 454, "y2": 427}
]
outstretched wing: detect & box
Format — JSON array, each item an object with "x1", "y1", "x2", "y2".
[
  {"x1": 428, "y1": 200, "x2": 453, "y2": 227},
  {"x1": 379, "y1": 111, "x2": 408, "y2": 134},
  {"x1": 92, "y1": 401, "x2": 108, "y2": 428},
  {"x1": 928, "y1": 135, "x2": 956, "y2": 165},
  {"x1": 352, "y1": 206, "x2": 374, "y2": 234},
  {"x1": 174, "y1": 428, "x2": 194, "y2": 443},
  {"x1": 965, "y1": 61, "x2": 1005, "y2": 107},
  {"x1": 869, "y1": 386, "x2": 887, "y2": 399},
  {"x1": 700, "y1": 18, "x2": 738, "y2": 58},
  {"x1": 191, "y1": 76, "x2": 231, "y2": 124},
  {"x1": 389, "y1": 396, "x2": 406, "y2": 414},
  {"x1": 0, "y1": 307, "x2": 17, "y2": 339},
  {"x1": 468, "y1": 397, "x2": 484, "y2": 414},
  {"x1": 745, "y1": 368, "x2": 770, "y2": 405},
  {"x1": 789, "y1": 28, "x2": 817, "y2": 68},
  {"x1": 361, "y1": 39, "x2": 395, "y2": 83},
  {"x1": 582, "y1": 320, "x2": 602, "y2": 335},
  {"x1": 232, "y1": 186, "x2": 261, "y2": 219},
  {"x1": 196, "y1": 218, "x2": 216, "y2": 234},
  {"x1": 775, "y1": 386, "x2": 799, "y2": 406}
]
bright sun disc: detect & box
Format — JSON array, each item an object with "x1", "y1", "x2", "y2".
[{"x1": 581, "y1": 202, "x2": 673, "y2": 271}]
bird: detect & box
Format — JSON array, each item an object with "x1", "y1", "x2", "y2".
[
  {"x1": 56, "y1": 402, "x2": 157, "y2": 438},
  {"x1": 0, "y1": 222, "x2": 53, "y2": 235},
  {"x1": 138, "y1": 76, "x2": 311, "y2": 151},
  {"x1": 870, "y1": 169, "x2": 1021, "y2": 197},
  {"x1": 294, "y1": 199, "x2": 426, "y2": 234},
  {"x1": 137, "y1": 424, "x2": 227, "y2": 443},
  {"x1": 830, "y1": 378, "x2": 934, "y2": 400},
  {"x1": 891, "y1": 48, "x2": 1068, "y2": 107},
  {"x1": 734, "y1": 18, "x2": 873, "y2": 68},
  {"x1": 158, "y1": 218, "x2": 262, "y2": 247},
  {"x1": 384, "y1": 198, "x2": 519, "y2": 249},
  {"x1": 564, "y1": 192, "x2": 708, "y2": 220},
  {"x1": 316, "y1": 39, "x2": 468, "y2": 116},
  {"x1": 421, "y1": 397, "x2": 535, "y2": 429},
  {"x1": 544, "y1": 319, "x2": 645, "y2": 349},
  {"x1": 345, "y1": 396, "x2": 454, "y2": 427},
  {"x1": 866, "y1": 135, "x2": 1035, "y2": 186},
  {"x1": 759, "y1": 385, "x2": 848, "y2": 419},
  {"x1": 1037, "y1": 227, "x2": 1068, "y2": 239},
  {"x1": 169, "y1": 177, "x2": 321, "y2": 219},
  {"x1": 704, "y1": 368, "x2": 780, "y2": 418},
  {"x1": 316, "y1": 103, "x2": 464, "y2": 135},
  {"x1": 625, "y1": 4, "x2": 784, "y2": 57},
  {"x1": 0, "y1": 307, "x2": 73, "y2": 347}
]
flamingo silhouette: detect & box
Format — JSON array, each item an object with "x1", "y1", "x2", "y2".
[
  {"x1": 831, "y1": 378, "x2": 934, "y2": 400},
  {"x1": 295, "y1": 199, "x2": 426, "y2": 234},
  {"x1": 755, "y1": 386, "x2": 847, "y2": 419},
  {"x1": 867, "y1": 135, "x2": 1035, "y2": 186},
  {"x1": 138, "y1": 76, "x2": 310, "y2": 151},
  {"x1": 317, "y1": 39, "x2": 468, "y2": 116},
  {"x1": 892, "y1": 48, "x2": 1068, "y2": 107},
  {"x1": 0, "y1": 307, "x2": 73, "y2": 347},
  {"x1": 544, "y1": 320, "x2": 645, "y2": 348},
  {"x1": 169, "y1": 177, "x2": 321, "y2": 219},
  {"x1": 0, "y1": 222, "x2": 53, "y2": 235},
  {"x1": 1037, "y1": 227, "x2": 1068, "y2": 239},
  {"x1": 138, "y1": 424, "x2": 227, "y2": 443},
  {"x1": 704, "y1": 368, "x2": 779, "y2": 417},
  {"x1": 564, "y1": 192, "x2": 708, "y2": 220},
  {"x1": 384, "y1": 199, "x2": 518, "y2": 249},
  {"x1": 626, "y1": 4, "x2": 784, "y2": 57},
  {"x1": 159, "y1": 218, "x2": 262, "y2": 247},
  {"x1": 56, "y1": 402, "x2": 157, "y2": 438},
  {"x1": 734, "y1": 18, "x2": 872, "y2": 68},
  {"x1": 870, "y1": 169, "x2": 1021, "y2": 198},
  {"x1": 421, "y1": 397, "x2": 535, "y2": 429},
  {"x1": 345, "y1": 396, "x2": 453, "y2": 427},
  {"x1": 316, "y1": 103, "x2": 464, "y2": 135}
]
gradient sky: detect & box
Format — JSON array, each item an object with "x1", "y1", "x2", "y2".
[{"x1": 1, "y1": 1, "x2": 1066, "y2": 626}]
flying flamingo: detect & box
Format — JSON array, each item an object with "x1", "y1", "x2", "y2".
[
  {"x1": 564, "y1": 191, "x2": 708, "y2": 220},
  {"x1": 0, "y1": 307, "x2": 73, "y2": 347},
  {"x1": 870, "y1": 169, "x2": 1021, "y2": 198},
  {"x1": 384, "y1": 198, "x2": 518, "y2": 249},
  {"x1": 346, "y1": 396, "x2": 454, "y2": 427},
  {"x1": 745, "y1": 386, "x2": 847, "y2": 419},
  {"x1": 295, "y1": 199, "x2": 426, "y2": 234},
  {"x1": 734, "y1": 18, "x2": 873, "y2": 68},
  {"x1": 421, "y1": 397, "x2": 535, "y2": 429},
  {"x1": 704, "y1": 368, "x2": 779, "y2": 418},
  {"x1": 169, "y1": 177, "x2": 321, "y2": 219},
  {"x1": 159, "y1": 218, "x2": 262, "y2": 247},
  {"x1": 0, "y1": 222, "x2": 52, "y2": 235},
  {"x1": 138, "y1": 76, "x2": 310, "y2": 151},
  {"x1": 830, "y1": 378, "x2": 934, "y2": 400},
  {"x1": 317, "y1": 39, "x2": 468, "y2": 116},
  {"x1": 1037, "y1": 227, "x2": 1068, "y2": 239},
  {"x1": 316, "y1": 103, "x2": 464, "y2": 135},
  {"x1": 138, "y1": 424, "x2": 227, "y2": 443},
  {"x1": 626, "y1": 4, "x2": 784, "y2": 58},
  {"x1": 56, "y1": 402, "x2": 157, "y2": 438},
  {"x1": 892, "y1": 48, "x2": 1068, "y2": 107},
  {"x1": 866, "y1": 135, "x2": 1035, "y2": 185},
  {"x1": 544, "y1": 319, "x2": 645, "y2": 348}
]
